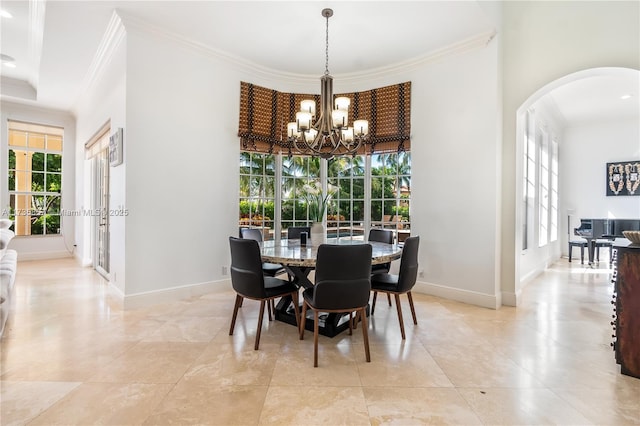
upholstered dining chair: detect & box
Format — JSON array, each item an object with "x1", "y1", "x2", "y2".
[
  {"x1": 287, "y1": 226, "x2": 311, "y2": 239},
  {"x1": 368, "y1": 228, "x2": 395, "y2": 306},
  {"x1": 240, "y1": 228, "x2": 286, "y2": 319},
  {"x1": 228, "y1": 237, "x2": 300, "y2": 350},
  {"x1": 240, "y1": 228, "x2": 285, "y2": 277},
  {"x1": 299, "y1": 243, "x2": 372, "y2": 367},
  {"x1": 370, "y1": 235, "x2": 420, "y2": 339}
]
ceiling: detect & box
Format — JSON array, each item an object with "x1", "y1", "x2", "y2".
[{"x1": 1, "y1": 1, "x2": 638, "y2": 123}]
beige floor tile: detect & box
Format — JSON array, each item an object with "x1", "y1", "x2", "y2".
[
  {"x1": 143, "y1": 381, "x2": 268, "y2": 425},
  {"x1": 27, "y1": 382, "x2": 173, "y2": 426},
  {"x1": 181, "y1": 342, "x2": 278, "y2": 386},
  {"x1": 357, "y1": 343, "x2": 453, "y2": 388},
  {"x1": 0, "y1": 381, "x2": 80, "y2": 426},
  {"x1": 270, "y1": 340, "x2": 363, "y2": 386},
  {"x1": 364, "y1": 387, "x2": 482, "y2": 425},
  {"x1": 552, "y1": 385, "x2": 640, "y2": 425},
  {"x1": 427, "y1": 343, "x2": 545, "y2": 388},
  {"x1": 141, "y1": 315, "x2": 225, "y2": 342},
  {"x1": 259, "y1": 386, "x2": 370, "y2": 425},
  {"x1": 89, "y1": 341, "x2": 207, "y2": 383},
  {"x1": 458, "y1": 387, "x2": 593, "y2": 425}
]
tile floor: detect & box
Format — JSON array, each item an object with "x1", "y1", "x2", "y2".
[{"x1": 1, "y1": 257, "x2": 639, "y2": 425}]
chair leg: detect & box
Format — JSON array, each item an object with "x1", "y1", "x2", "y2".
[
  {"x1": 407, "y1": 291, "x2": 417, "y2": 325},
  {"x1": 348, "y1": 312, "x2": 353, "y2": 335},
  {"x1": 580, "y1": 246, "x2": 584, "y2": 264},
  {"x1": 267, "y1": 299, "x2": 273, "y2": 321},
  {"x1": 291, "y1": 291, "x2": 301, "y2": 330},
  {"x1": 300, "y1": 301, "x2": 307, "y2": 340},
  {"x1": 371, "y1": 291, "x2": 378, "y2": 315},
  {"x1": 229, "y1": 294, "x2": 242, "y2": 336},
  {"x1": 360, "y1": 307, "x2": 371, "y2": 363},
  {"x1": 313, "y1": 310, "x2": 319, "y2": 367},
  {"x1": 239, "y1": 297, "x2": 244, "y2": 307},
  {"x1": 395, "y1": 293, "x2": 406, "y2": 339},
  {"x1": 255, "y1": 300, "x2": 266, "y2": 350},
  {"x1": 387, "y1": 293, "x2": 392, "y2": 306}
]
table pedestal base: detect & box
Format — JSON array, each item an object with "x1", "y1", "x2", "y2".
[{"x1": 274, "y1": 296, "x2": 369, "y2": 338}]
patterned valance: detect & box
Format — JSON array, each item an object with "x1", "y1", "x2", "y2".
[{"x1": 238, "y1": 81, "x2": 411, "y2": 156}]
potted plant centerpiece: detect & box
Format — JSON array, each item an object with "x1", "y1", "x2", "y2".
[{"x1": 302, "y1": 181, "x2": 336, "y2": 245}]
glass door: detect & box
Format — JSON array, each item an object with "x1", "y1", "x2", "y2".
[{"x1": 93, "y1": 147, "x2": 110, "y2": 278}]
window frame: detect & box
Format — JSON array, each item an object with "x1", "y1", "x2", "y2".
[
  {"x1": 7, "y1": 124, "x2": 63, "y2": 237},
  {"x1": 239, "y1": 151, "x2": 411, "y2": 243}
]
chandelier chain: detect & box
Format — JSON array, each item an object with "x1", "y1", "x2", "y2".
[{"x1": 324, "y1": 12, "x2": 330, "y2": 75}]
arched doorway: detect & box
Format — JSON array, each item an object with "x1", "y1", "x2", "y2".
[{"x1": 514, "y1": 67, "x2": 639, "y2": 297}]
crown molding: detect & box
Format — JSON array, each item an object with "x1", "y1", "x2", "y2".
[
  {"x1": 72, "y1": 11, "x2": 126, "y2": 114},
  {"x1": 27, "y1": 0, "x2": 46, "y2": 91},
  {"x1": 337, "y1": 30, "x2": 497, "y2": 83},
  {"x1": 117, "y1": 11, "x2": 496, "y2": 86},
  {"x1": 117, "y1": 11, "x2": 316, "y2": 85}
]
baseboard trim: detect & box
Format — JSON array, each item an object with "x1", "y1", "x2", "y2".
[
  {"x1": 16, "y1": 250, "x2": 74, "y2": 261},
  {"x1": 501, "y1": 290, "x2": 519, "y2": 307},
  {"x1": 413, "y1": 280, "x2": 501, "y2": 309},
  {"x1": 123, "y1": 279, "x2": 231, "y2": 309}
]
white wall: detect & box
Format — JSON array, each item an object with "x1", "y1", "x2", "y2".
[
  {"x1": 406, "y1": 43, "x2": 502, "y2": 307},
  {"x1": 562, "y1": 118, "x2": 640, "y2": 246},
  {"x1": 0, "y1": 102, "x2": 76, "y2": 260},
  {"x1": 74, "y1": 27, "x2": 127, "y2": 293},
  {"x1": 122, "y1": 29, "x2": 244, "y2": 297},
  {"x1": 501, "y1": 1, "x2": 640, "y2": 304}
]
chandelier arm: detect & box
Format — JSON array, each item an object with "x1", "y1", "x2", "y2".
[{"x1": 309, "y1": 133, "x2": 340, "y2": 159}]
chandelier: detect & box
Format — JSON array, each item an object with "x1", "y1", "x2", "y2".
[{"x1": 287, "y1": 8, "x2": 369, "y2": 159}]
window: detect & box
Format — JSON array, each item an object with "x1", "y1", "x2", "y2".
[
  {"x1": 522, "y1": 110, "x2": 536, "y2": 250},
  {"x1": 370, "y1": 152, "x2": 411, "y2": 243},
  {"x1": 239, "y1": 152, "x2": 276, "y2": 240},
  {"x1": 8, "y1": 122, "x2": 63, "y2": 236},
  {"x1": 538, "y1": 128, "x2": 549, "y2": 247},
  {"x1": 549, "y1": 138, "x2": 559, "y2": 242},
  {"x1": 239, "y1": 151, "x2": 411, "y2": 242},
  {"x1": 281, "y1": 156, "x2": 321, "y2": 232},
  {"x1": 522, "y1": 108, "x2": 560, "y2": 250},
  {"x1": 328, "y1": 156, "x2": 365, "y2": 239}
]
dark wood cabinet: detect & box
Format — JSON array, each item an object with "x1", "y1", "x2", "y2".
[{"x1": 612, "y1": 243, "x2": 640, "y2": 379}]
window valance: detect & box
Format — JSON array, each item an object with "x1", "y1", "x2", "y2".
[{"x1": 238, "y1": 81, "x2": 411, "y2": 156}]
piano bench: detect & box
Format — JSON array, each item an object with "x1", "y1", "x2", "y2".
[
  {"x1": 594, "y1": 240, "x2": 614, "y2": 264},
  {"x1": 568, "y1": 240, "x2": 588, "y2": 264}
]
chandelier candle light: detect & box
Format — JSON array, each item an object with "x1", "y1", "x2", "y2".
[{"x1": 287, "y1": 8, "x2": 369, "y2": 159}]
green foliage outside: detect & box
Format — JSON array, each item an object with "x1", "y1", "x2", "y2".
[{"x1": 239, "y1": 151, "x2": 411, "y2": 229}]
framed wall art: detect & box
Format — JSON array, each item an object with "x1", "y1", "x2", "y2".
[
  {"x1": 607, "y1": 160, "x2": 640, "y2": 196},
  {"x1": 109, "y1": 127, "x2": 123, "y2": 167}
]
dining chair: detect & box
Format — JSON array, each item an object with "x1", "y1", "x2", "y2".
[
  {"x1": 299, "y1": 243, "x2": 372, "y2": 367},
  {"x1": 240, "y1": 228, "x2": 286, "y2": 277},
  {"x1": 287, "y1": 226, "x2": 311, "y2": 239},
  {"x1": 370, "y1": 235, "x2": 420, "y2": 339},
  {"x1": 228, "y1": 237, "x2": 300, "y2": 350},
  {"x1": 240, "y1": 228, "x2": 286, "y2": 319},
  {"x1": 368, "y1": 228, "x2": 395, "y2": 306}
]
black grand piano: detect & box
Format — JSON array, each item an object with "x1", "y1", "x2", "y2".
[{"x1": 574, "y1": 218, "x2": 640, "y2": 264}]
